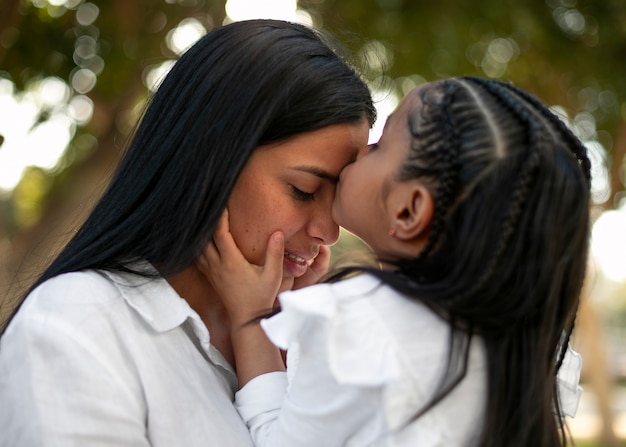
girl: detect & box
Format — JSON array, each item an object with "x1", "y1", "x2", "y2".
[{"x1": 201, "y1": 76, "x2": 589, "y2": 446}]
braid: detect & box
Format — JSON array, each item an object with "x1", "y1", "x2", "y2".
[
  {"x1": 461, "y1": 77, "x2": 543, "y2": 297},
  {"x1": 497, "y1": 80, "x2": 591, "y2": 186},
  {"x1": 411, "y1": 81, "x2": 462, "y2": 264}
]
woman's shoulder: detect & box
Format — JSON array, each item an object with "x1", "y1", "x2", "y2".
[
  {"x1": 21, "y1": 270, "x2": 121, "y2": 313},
  {"x1": 8, "y1": 266, "x2": 168, "y2": 336},
  {"x1": 25, "y1": 268, "x2": 153, "y2": 312},
  {"x1": 26, "y1": 261, "x2": 166, "y2": 304},
  {"x1": 8, "y1": 264, "x2": 195, "y2": 342},
  {"x1": 35, "y1": 268, "x2": 117, "y2": 291},
  {"x1": 7, "y1": 271, "x2": 118, "y2": 333}
]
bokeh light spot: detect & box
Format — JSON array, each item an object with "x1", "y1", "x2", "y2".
[
  {"x1": 68, "y1": 95, "x2": 94, "y2": 125},
  {"x1": 592, "y1": 207, "x2": 626, "y2": 282},
  {"x1": 166, "y1": 18, "x2": 206, "y2": 55},
  {"x1": 71, "y1": 68, "x2": 97, "y2": 94},
  {"x1": 225, "y1": 0, "x2": 299, "y2": 22},
  {"x1": 76, "y1": 3, "x2": 100, "y2": 27}
]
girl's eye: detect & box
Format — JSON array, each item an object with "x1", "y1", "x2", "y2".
[{"x1": 290, "y1": 185, "x2": 315, "y2": 202}]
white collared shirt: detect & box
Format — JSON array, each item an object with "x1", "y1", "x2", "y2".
[{"x1": 0, "y1": 266, "x2": 254, "y2": 447}]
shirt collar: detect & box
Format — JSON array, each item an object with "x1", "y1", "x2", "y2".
[
  {"x1": 100, "y1": 262, "x2": 200, "y2": 334},
  {"x1": 100, "y1": 262, "x2": 238, "y2": 388}
]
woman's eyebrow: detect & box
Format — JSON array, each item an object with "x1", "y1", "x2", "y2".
[{"x1": 291, "y1": 166, "x2": 339, "y2": 184}]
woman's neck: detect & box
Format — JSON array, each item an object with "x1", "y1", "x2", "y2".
[{"x1": 165, "y1": 265, "x2": 235, "y2": 367}]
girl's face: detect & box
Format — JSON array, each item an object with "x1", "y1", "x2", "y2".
[
  {"x1": 333, "y1": 91, "x2": 420, "y2": 260},
  {"x1": 228, "y1": 120, "x2": 369, "y2": 293}
]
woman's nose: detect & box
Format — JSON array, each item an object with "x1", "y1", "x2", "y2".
[
  {"x1": 307, "y1": 200, "x2": 340, "y2": 245},
  {"x1": 356, "y1": 144, "x2": 370, "y2": 161}
]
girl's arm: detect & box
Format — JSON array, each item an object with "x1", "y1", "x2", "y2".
[{"x1": 198, "y1": 210, "x2": 286, "y2": 386}]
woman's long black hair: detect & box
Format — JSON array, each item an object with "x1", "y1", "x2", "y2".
[
  {"x1": 3, "y1": 19, "x2": 375, "y2": 332},
  {"x1": 333, "y1": 77, "x2": 591, "y2": 446}
]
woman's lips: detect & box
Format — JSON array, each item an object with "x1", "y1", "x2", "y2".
[{"x1": 282, "y1": 251, "x2": 312, "y2": 278}]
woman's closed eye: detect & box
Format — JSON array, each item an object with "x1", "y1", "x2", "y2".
[{"x1": 290, "y1": 185, "x2": 315, "y2": 201}]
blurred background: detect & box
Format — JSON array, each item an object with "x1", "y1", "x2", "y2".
[{"x1": 0, "y1": 0, "x2": 624, "y2": 445}]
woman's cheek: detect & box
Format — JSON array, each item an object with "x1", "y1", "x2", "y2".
[{"x1": 226, "y1": 219, "x2": 265, "y2": 266}]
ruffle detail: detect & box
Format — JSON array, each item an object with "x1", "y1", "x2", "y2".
[
  {"x1": 261, "y1": 275, "x2": 402, "y2": 387},
  {"x1": 557, "y1": 345, "x2": 583, "y2": 418}
]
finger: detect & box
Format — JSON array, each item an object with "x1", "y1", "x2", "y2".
[
  {"x1": 219, "y1": 208, "x2": 230, "y2": 232},
  {"x1": 308, "y1": 245, "x2": 331, "y2": 279},
  {"x1": 199, "y1": 209, "x2": 230, "y2": 271},
  {"x1": 292, "y1": 245, "x2": 331, "y2": 290},
  {"x1": 203, "y1": 238, "x2": 220, "y2": 263},
  {"x1": 198, "y1": 239, "x2": 219, "y2": 275},
  {"x1": 211, "y1": 209, "x2": 231, "y2": 254},
  {"x1": 211, "y1": 209, "x2": 250, "y2": 269},
  {"x1": 262, "y1": 231, "x2": 285, "y2": 281}
]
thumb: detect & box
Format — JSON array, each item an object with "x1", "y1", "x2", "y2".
[{"x1": 263, "y1": 231, "x2": 285, "y2": 280}]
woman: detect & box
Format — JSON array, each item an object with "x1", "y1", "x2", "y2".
[{"x1": 0, "y1": 19, "x2": 375, "y2": 446}]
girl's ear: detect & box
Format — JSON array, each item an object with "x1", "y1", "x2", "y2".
[{"x1": 390, "y1": 182, "x2": 434, "y2": 241}]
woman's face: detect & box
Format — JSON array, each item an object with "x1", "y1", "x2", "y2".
[{"x1": 228, "y1": 119, "x2": 369, "y2": 293}]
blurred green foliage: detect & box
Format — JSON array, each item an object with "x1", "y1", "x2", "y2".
[{"x1": 0, "y1": 0, "x2": 625, "y2": 241}]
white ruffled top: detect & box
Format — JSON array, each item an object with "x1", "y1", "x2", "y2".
[{"x1": 235, "y1": 274, "x2": 582, "y2": 447}]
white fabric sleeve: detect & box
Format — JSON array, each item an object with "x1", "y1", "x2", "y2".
[
  {"x1": 0, "y1": 308, "x2": 149, "y2": 446},
  {"x1": 235, "y1": 372, "x2": 288, "y2": 442},
  {"x1": 233, "y1": 283, "x2": 394, "y2": 447}
]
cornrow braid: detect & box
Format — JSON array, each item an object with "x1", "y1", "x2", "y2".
[
  {"x1": 460, "y1": 76, "x2": 543, "y2": 298},
  {"x1": 409, "y1": 81, "x2": 462, "y2": 265},
  {"x1": 497, "y1": 80, "x2": 590, "y2": 377},
  {"x1": 498, "y1": 81, "x2": 591, "y2": 185}
]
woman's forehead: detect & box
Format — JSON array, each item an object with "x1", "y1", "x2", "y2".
[{"x1": 255, "y1": 121, "x2": 368, "y2": 170}]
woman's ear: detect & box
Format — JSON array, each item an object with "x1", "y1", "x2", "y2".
[{"x1": 389, "y1": 182, "x2": 434, "y2": 241}]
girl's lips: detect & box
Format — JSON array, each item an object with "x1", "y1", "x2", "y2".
[{"x1": 282, "y1": 251, "x2": 312, "y2": 278}]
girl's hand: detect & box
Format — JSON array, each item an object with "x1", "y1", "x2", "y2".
[
  {"x1": 198, "y1": 210, "x2": 286, "y2": 385},
  {"x1": 198, "y1": 210, "x2": 285, "y2": 328},
  {"x1": 292, "y1": 244, "x2": 331, "y2": 290}
]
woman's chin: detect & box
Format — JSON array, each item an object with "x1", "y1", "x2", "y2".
[{"x1": 278, "y1": 277, "x2": 295, "y2": 294}]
